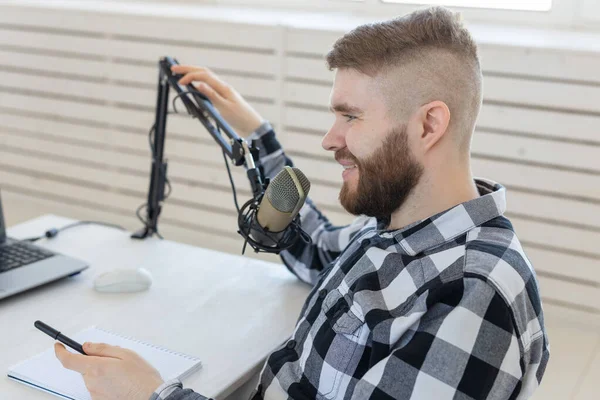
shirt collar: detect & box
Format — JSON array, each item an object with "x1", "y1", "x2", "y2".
[{"x1": 381, "y1": 178, "x2": 507, "y2": 256}]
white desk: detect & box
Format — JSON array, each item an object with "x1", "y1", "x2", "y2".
[{"x1": 0, "y1": 215, "x2": 311, "y2": 399}]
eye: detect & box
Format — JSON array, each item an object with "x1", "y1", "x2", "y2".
[{"x1": 343, "y1": 114, "x2": 357, "y2": 122}]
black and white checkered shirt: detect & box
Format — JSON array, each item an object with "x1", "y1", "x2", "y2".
[{"x1": 156, "y1": 123, "x2": 549, "y2": 400}]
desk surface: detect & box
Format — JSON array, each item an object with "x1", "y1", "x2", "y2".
[{"x1": 0, "y1": 215, "x2": 311, "y2": 399}]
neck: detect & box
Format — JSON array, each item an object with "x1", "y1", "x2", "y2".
[{"x1": 386, "y1": 162, "x2": 480, "y2": 231}]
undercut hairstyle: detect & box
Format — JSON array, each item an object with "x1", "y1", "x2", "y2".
[{"x1": 326, "y1": 7, "x2": 483, "y2": 153}]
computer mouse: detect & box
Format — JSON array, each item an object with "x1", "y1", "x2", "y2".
[{"x1": 93, "y1": 268, "x2": 152, "y2": 293}]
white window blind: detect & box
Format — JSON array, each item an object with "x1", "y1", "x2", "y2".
[{"x1": 381, "y1": 0, "x2": 552, "y2": 12}]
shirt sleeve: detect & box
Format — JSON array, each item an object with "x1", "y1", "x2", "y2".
[
  {"x1": 155, "y1": 388, "x2": 209, "y2": 400},
  {"x1": 247, "y1": 121, "x2": 367, "y2": 285},
  {"x1": 350, "y1": 277, "x2": 540, "y2": 400}
]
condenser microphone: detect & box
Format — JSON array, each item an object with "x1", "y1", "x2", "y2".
[
  {"x1": 257, "y1": 166, "x2": 310, "y2": 232},
  {"x1": 238, "y1": 166, "x2": 311, "y2": 253}
]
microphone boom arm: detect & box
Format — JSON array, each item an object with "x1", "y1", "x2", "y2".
[{"x1": 132, "y1": 56, "x2": 265, "y2": 240}]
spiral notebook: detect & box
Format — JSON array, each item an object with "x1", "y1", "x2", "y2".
[{"x1": 7, "y1": 327, "x2": 202, "y2": 400}]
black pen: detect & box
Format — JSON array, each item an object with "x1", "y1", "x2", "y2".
[{"x1": 34, "y1": 320, "x2": 86, "y2": 355}]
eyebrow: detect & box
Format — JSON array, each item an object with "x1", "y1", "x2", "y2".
[{"x1": 329, "y1": 103, "x2": 363, "y2": 114}]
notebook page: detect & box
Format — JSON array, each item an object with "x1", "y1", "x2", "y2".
[{"x1": 8, "y1": 327, "x2": 202, "y2": 400}]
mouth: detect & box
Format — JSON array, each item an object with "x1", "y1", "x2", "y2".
[{"x1": 341, "y1": 163, "x2": 358, "y2": 181}]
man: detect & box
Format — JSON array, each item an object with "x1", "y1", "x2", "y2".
[{"x1": 56, "y1": 7, "x2": 549, "y2": 399}]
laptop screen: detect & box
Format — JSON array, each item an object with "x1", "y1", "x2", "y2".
[{"x1": 0, "y1": 190, "x2": 6, "y2": 243}]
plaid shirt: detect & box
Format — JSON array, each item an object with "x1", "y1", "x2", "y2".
[{"x1": 156, "y1": 123, "x2": 549, "y2": 400}]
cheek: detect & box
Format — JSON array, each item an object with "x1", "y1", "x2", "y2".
[{"x1": 345, "y1": 132, "x2": 371, "y2": 161}]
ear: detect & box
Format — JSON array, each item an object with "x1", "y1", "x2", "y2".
[{"x1": 419, "y1": 100, "x2": 450, "y2": 152}]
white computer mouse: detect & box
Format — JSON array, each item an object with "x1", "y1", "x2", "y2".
[{"x1": 93, "y1": 268, "x2": 153, "y2": 293}]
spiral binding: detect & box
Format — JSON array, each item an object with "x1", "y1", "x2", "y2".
[{"x1": 93, "y1": 326, "x2": 201, "y2": 362}]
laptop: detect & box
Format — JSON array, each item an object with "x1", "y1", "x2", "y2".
[{"x1": 0, "y1": 190, "x2": 88, "y2": 300}]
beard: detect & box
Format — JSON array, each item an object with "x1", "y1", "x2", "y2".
[{"x1": 337, "y1": 125, "x2": 424, "y2": 220}]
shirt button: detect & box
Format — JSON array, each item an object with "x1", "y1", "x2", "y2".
[
  {"x1": 318, "y1": 289, "x2": 327, "y2": 299},
  {"x1": 286, "y1": 340, "x2": 296, "y2": 349}
]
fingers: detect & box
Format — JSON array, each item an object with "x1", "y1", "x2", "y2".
[
  {"x1": 82, "y1": 342, "x2": 132, "y2": 360},
  {"x1": 172, "y1": 66, "x2": 231, "y2": 98},
  {"x1": 170, "y1": 64, "x2": 202, "y2": 74},
  {"x1": 55, "y1": 343, "x2": 93, "y2": 374},
  {"x1": 192, "y1": 82, "x2": 226, "y2": 105}
]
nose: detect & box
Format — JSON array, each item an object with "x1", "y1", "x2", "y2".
[{"x1": 322, "y1": 122, "x2": 346, "y2": 152}]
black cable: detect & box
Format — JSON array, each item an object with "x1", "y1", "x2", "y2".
[
  {"x1": 136, "y1": 119, "x2": 176, "y2": 239},
  {"x1": 142, "y1": 90, "x2": 245, "y2": 241},
  {"x1": 222, "y1": 149, "x2": 240, "y2": 213},
  {"x1": 23, "y1": 221, "x2": 127, "y2": 242},
  {"x1": 148, "y1": 123, "x2": 155, "y2": 157},
  {"x1": 165, "y1": 179, "x2": 172, "y2": 199},
  {"x1": 136, "y1": 203, "x2": 147, "y2": 226},
  {"x1": 171, "y1": 90, "x2": 209, "y2": 116}
]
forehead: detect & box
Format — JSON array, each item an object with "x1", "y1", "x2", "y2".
[{"x1": 329, "y1": 68, "x2": 386, "y2": 111}]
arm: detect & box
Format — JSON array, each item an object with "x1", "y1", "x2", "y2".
[
  {"x1": 151, "y1": 379, "x2": 209, "y2": 400},
  {"x1": 350, "y1": 278, "x2": 544, "y2": 400},
  {"x1": 248, "y1": 121, "x2": 370, "y2": 285},
  {"x1": 172, "y1": 65, "x2": 366, "y2": 285}
]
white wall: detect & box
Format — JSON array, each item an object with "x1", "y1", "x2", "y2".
[{"x1": 0, "y1": 0, "x2": 598, "y2": 326}]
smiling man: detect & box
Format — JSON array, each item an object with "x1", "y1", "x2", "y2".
[{"x1": 56, "y1": 6, "x2": 549, "y2": 400}]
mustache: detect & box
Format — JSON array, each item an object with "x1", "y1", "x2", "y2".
[{"x1": 334, "y1": 148, "x2": 359, "y2": 165}]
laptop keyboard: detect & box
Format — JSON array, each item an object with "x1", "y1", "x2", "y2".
[{"x1": 0, "y1": 242, "x2": 54, "y2": 273}]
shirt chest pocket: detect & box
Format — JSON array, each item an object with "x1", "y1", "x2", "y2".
[
  {"x1": 322, "y1": 289, "x2": 365, "y2": 336},
  {"x1": 317, "y1": 289, "x2": 367, "y2": 399}
]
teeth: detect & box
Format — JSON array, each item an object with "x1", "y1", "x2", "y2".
[{"x1": 343, "y1": 165, "x2": 357, "y2": 170}]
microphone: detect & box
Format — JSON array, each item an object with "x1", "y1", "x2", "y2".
[
  {"x1": 238, "y1": 166, "x2": 311, "y2": 254},
  {"x1": 257, "y1": 166, "x2": 310, "y2": 231}
]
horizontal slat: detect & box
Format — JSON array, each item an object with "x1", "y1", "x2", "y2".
[
  {"x1": 287, "y1": 29, "x2": 339, "y2": 55},
  {"x1": 542, "y1": 301, "x2": 600, "y2": 328},
  {"x1": 284, "y1": 107, "x2": 331, "y2": 132},
  {"x1": 479, "y1": 44, "x2": 600, "y2": 84},
  {"x1": 477, "y1": 104, "x2": 600, "y2": 144},
  {"x1": 0, "y1": 28, "x2": 277, "y2": 75},
  {"x1": 511, "y1": 217, "x2": 600, "y2": 257},
  {"x1": 472, "y1": 158, "x2": 600, "y2": 201},
  {"x1": 537, "y1": 276, "x2": 599, "y2": 311},
  {"x1": 484, "y1": 75, "x2": 600, "y2": 114},
  {"x1": 506, "y1": 191, "x2": 600, "y2": 230},
  {"x1": 285, "y1": 56, "x2": 331, "y2": 83},
  {"x1": 0, "y1": 68, "x2": 276, "y2": 104},
  {"x1": 0, "y1": 49, "x2": 109, "y2": 79},
  {"x1": 472, "y1": 131, "x2": 600, "y2": 173},
  {"x1": 0, "y1": 47, "x2": 278, "y2": 99},
  {"x1": 281, "y1": 131, "x2": 326, "y2": 154},
  {"x1": 0, "y1": 92, "x2": 279, "y2": 129},
  {"x1": 284, "y1": 81, "x2": 330, "y2": 108},
  {"x1": 0, "y1": 6, "x2": 279, "y2": 51},
  {"x1": 525, "y1": 246, "x2": 600, "y2": 284},
  {"x1": 103, "y1": 63, "x2": 278, "y2": 99}
]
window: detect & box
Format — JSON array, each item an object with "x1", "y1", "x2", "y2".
[
  {"x1": 164, "y1": 0, "x2": 596, "y2": 30},
  {"x1": 381, "y1": 0, "x2": 552, "y2": 12}
]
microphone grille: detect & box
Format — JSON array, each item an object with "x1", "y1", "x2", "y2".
[{"x1": 266, "y1": 167, "x2": 311, "y2": 213}]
